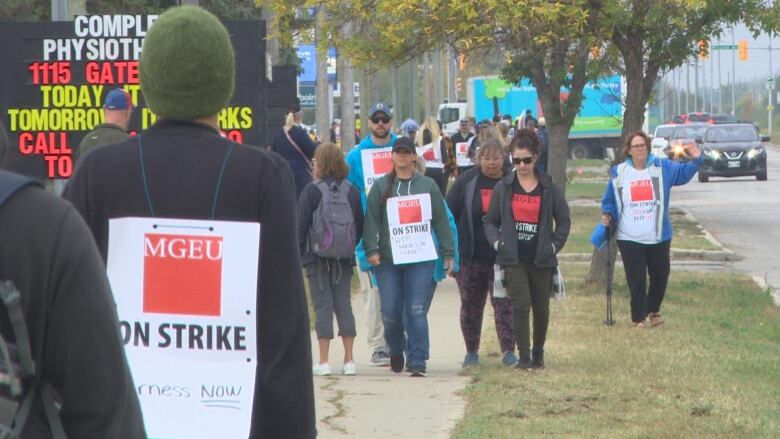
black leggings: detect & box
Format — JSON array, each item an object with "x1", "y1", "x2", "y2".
[{"x1": 617, "y1": 240, "x2": 671, "y2": 322}]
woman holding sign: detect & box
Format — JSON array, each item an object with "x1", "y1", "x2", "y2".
[
  {"x1": 447, "y1": 138, "x2": 517, "y2": 368},
  {"x1": 484, "y1": 129, "x2": 570, "y2": 371},
  {"x1": 363, "y1": 137, "x2": 455, "y2": 377}
]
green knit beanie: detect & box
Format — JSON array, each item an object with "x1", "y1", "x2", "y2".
[{"x1": 140, "y1": 6, "x2": 235, "y2": 120}]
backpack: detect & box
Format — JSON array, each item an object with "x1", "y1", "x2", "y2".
[
  {"x1": 308, "y1": 180, "x2": 357, "y2": 259},
  {"x1": 0, "y1": 171, "x2": 66, "y2": 439}
]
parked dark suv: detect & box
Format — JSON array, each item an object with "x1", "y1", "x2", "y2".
[{"x1": 696, "y1": 123, "x2": 769, "y2": 182}]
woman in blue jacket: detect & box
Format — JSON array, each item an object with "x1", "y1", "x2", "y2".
[{"x1": 601, "y1": 131, "x2": 701, "y2": 328}]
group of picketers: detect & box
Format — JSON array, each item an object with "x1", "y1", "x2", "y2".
[
  {"x1": 291, "y1": 98, "x2": 703, "y2": 379},
  {"x1": 0, "y1": 5, "x2": 704, "y2": 439}
]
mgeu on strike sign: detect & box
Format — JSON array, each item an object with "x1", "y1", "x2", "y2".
[
  {"x1": 107, "y1": 217, "x2": 260, "y2": 439},
  {"x1": 386, "y1": 194, "x2": 438, "y2": 264}
]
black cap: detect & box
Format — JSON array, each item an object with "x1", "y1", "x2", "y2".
[{"x1": 392, "y1": 137, "x2": 416, "y2": 153}]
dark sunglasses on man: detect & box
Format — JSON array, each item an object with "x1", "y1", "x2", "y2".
[{"x1": 371, "y1": 115, "x2": 391, "y2": 124}]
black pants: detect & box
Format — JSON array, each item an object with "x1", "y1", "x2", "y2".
[
  {"x1": 616, "y1": 240, "x2": 671, "y2": 322},
  {"x1": 505, "y1": 263, "x2": 553, "y2": 355}
]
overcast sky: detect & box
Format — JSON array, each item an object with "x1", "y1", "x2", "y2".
[{"x1": 665, "y1": 24, "x2": 779, "y2": 88}]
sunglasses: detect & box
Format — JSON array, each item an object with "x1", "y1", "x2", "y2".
[
  {"x1": 371, "y1": 116, "x2": 391, "y2": 124},
  {"x1": 512, "y1": 157, "x2": 534, "y2": 165}
]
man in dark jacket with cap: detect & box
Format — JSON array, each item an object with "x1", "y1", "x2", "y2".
[
  {"x1": 0, "y1": 121, "x2": 146, "y2": 438},
  {"x1": 77, "y1": 88, "x2": 134, "y2": 161},
  {"x1": 63, "y1": 6, "x2": 315, "y2": 439}
]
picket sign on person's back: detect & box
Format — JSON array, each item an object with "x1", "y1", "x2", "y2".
[
  {"x1": 386, "y1": 193, "x2": 437, "y2": 264},
  {"x1": 455, "y1": 137, "x2": 475, "y2": 167},
  {"x1": 361, "y1": 147, "x2": 393, "y2": 194},
  {"x1": 107, "y1": 217, "x2": 260, "y2": 439},
  {"x1": 416, "y1": 141, "x2": 444, "y2": 169}
]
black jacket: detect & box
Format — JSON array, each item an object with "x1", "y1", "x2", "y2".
[
  {"x1": 297, "y1": 177, "x2": 364, "y2": 266},
  {"x1": 62, "y1": 119, "x2": 316, "y2": 439},
  {"x1": 446, "y1": 167, "x2": 504, "y2": 263},
  {"x1": 0, "y1": 181, "x2": 145, "y2": 438},
  {"x1": 484, "y1": 171, "x2": 571, "y2": 268}
]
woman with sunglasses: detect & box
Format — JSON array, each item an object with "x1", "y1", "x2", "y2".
[
  {"x1": 600, "y1": 131, "x2": 701, "y2": 328},
  {"x1": 363, "y1": 137, "x2": 455, "y2": 377},
  {"x1": 484, "y1": 129, "x2": 570, "y2": 370}
]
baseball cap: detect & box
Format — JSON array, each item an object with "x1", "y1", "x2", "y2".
[
  {"x1": 369, "y1": 102, "x2": 392, "y2": 119},
  {"x1": 400, "y1": 118, "x2": 419, "y2": 133},
  {"x1": 392, "y1": 137, "x2": 416, "y2": 153},
  {"x1": 104, "y1": 88, "x2": 133, "y2": 110}
]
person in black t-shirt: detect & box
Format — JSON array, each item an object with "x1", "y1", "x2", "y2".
[
  {"x1": 484, "y1": 129, "x2": 570, "y2": 371},
  {"x1": 446, "y1": 139, "x2": 517, "y2": 369}
]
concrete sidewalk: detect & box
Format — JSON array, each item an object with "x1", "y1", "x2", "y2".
[{"x1": 311, "y1": 278, "x2": 469, "y2": 439}]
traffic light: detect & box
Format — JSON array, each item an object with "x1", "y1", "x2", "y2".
[
  {"x1": 458, "y1": 53, "x2": 466, "y2": 71},
  {"x1": 738, "y1": 39, "x2": 748, "y2": 61},
  {"x1": 456, "y1": 76, "x2": 462, "y2": 94},
  {"x1": 698, "y1": 40, "x2": 709, "y2": 60},
  {"x1": 591, "y1": 46, "x2": 601, "y2": 59}
]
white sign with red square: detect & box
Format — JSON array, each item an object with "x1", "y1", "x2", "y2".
[
  {"x1": 455, "y1": 137, "x2": 474, "y2": 167},
  {"x1": 386, "y1": 194, "x2": 438, "y2": 264},
  {"x1": 361, "y1": 147, "x2": 394, "y2": 194},
  {"x1": 107, "y1": 217, "x2": 260, "y2": 439},
  {"x1": 417, "y1": 141, "x2": 444, "y2": 169}
]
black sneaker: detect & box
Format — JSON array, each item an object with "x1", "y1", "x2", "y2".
[
  {"x1": 409, "y1": 366, "x2": 427, "y2": 377},
  {"x1": 390, "y1": 354, "x2": 404, "y2": 373},
  {"x1": 531, "y1": 348, "x2": 545, "y2": 370},
  {"x1": 515, "y1": 352, "x2": 533, "y2": 371}
]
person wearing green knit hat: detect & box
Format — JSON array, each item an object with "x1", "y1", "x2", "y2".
[{"x1": 63, "y1": 6, "x2": 317, "y2": 439}]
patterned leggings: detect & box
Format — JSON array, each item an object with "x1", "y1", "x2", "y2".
[{"x1": 455, "y1": 260, "x2": 515, "y2": 354}]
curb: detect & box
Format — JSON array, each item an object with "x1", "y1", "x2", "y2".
[{"x1": 751, "y1": 276, "x2": 780, "y2": 308}]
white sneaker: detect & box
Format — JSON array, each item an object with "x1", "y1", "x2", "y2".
[
  {"x1": 341, "y1": 362, "x2": 356, "y2": 376},
  {"x1": 312, "y1": 363, "x2": 331, "y2": 376}
]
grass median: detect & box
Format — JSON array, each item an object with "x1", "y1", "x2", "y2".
[
  {"x1": 563, "y1": 206, "x2": 719, "y2": 254},
  {"x1": 452, "y1": 264, "x2": 780, "y2": 438}
]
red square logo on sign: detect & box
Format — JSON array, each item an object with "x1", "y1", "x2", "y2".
[
  {"x1": 398, "y1": 199, "x2": 422, "y2": 224},
  {"x1": 480, "y1": 189, "x2": 493, "y2": 215},
  {"x1": 511, "y1": 194, "x2": 541, "y2": 223},
  {"x1": 373, "y1": 152, "x2": 393, "y2": 174},
  {"x1": 143, "y1": 234, "x2": 223, "y2": 316},
  {"x1": 630, "y1": 180, "x2": 653, "y2": 202}
]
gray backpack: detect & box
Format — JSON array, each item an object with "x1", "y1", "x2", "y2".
[
  {"x1": 0, "y1": 171, "x2": 67, "y2": 439},
  {"x1": 308, "y1": 180, "x2": 357, "y2": 259}
]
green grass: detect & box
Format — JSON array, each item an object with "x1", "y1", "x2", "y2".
[
  {"x1": 452, "y1": 265, "x2": 780, "y2": 438},
  {"x1": 565, "y1": 181, "x2": 606, "y2": 201},
  {"x1": 568, "y1": 159, "x2": 610, "y2": 169},
  {"x1": 562, "y1": 206, "x2": 720, "y2": 254}
]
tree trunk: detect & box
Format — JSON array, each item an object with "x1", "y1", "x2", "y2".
[
  {"x1": 339, "y1": 56, "x2": 356, "y2": 150},
  {"x1": 422, "y1": 52, "x2": 433, "y2": 118},
  {"x1": 546, "y1": 123, "x2": 570, "y2": 191},
  {"x1": 315, "y1": 8, "x2": 330, "y2": 141}
]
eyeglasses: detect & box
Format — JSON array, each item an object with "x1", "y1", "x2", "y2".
[
  {"x1": 371, "y1": 116, "x2": 391, "y2": 124},
  {"x1": 630, "y1": 143, "x2": 647, "y2": 149},
  {"x1": 512, "y1": 157, "x2": 534, "y2": 165}
]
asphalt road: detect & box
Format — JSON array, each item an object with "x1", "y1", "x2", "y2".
[{"x1": 674, "y1": 143, "x2": 780, "y2": 299}]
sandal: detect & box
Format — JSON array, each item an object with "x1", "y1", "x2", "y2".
[
  {"x1": 634, "y1": 321, "x2": 646, "y2": 329},
  {"x1": 648, "y1": 313, "x2": 664, "y2": 327}
]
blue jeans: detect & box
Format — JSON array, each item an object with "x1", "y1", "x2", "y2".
[{"x1": 374, "y1": 261, "x2": 436, "y2": 369}]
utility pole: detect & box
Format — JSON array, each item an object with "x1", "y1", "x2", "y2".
[
  {"x1": 315, "y1": 7, "x2": 330, "y2": 141},
  {"x1": 433, "y1": 50, "x2": 443, "y2": 117},
  {"x1": 718, "y1": 37, "x2": 722, "y2": 114},
  {"x1": 447, "y1": 45, "x2": 457, "y2": 104},
  {"x1": 694, "y1": 58, "x2": 699, "y2": 111},
  {"x1": 732, "y1": 27, "x2": 737, "y2": 116},
  {"x1": 769, "y1": 30, "x2": 774, "y2": 137},
  {"x1": 408, "y1": 61, "x2": 415, "y2": 121},
  {"x1": 710, "y1": 50, "x2": 714, "y2": 114},
  {"x1": 686, "y1": 63, "x2": 690, "y2": 114}
]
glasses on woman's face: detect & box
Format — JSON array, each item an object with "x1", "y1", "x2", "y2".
[
  {"x1": 630, "y1": 143, "x2": 647, "y2": 149},
  {"x1": 512, "y1": 156, "x2": 534, "y2": 165}
]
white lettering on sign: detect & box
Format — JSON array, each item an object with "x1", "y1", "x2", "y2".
[{"x1": 144, "y1": 236, "x2": 223, "y2": 260}]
